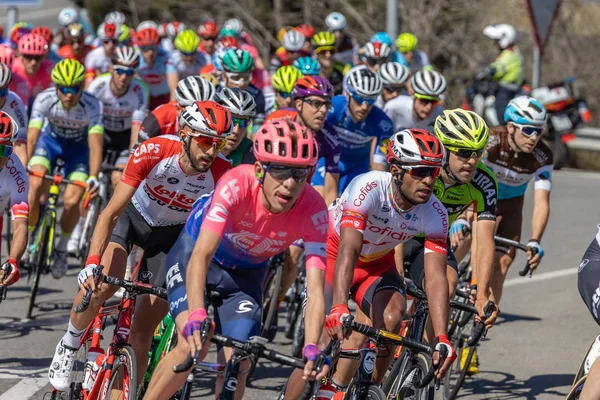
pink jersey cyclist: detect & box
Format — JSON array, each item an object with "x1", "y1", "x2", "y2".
[{"x1": 12, "y1": 56, "x2": 53, "y2": 108}]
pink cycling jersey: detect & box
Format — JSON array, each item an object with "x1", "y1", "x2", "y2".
[
  {"x1": 185, "y1": 164, "x2": 328, "y2": 270},
  {"x1": 11, "y1": 58, "x2": 54, "y2": 105},
  {"x1": 9, "y1": 74, "x2": 29, "y2": 108}
]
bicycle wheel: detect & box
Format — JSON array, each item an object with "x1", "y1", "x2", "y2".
[
  {"x1": 565, "y1": 375, "x2": 586, "y2": 400},
  {"x1": 291, "y1": 312, "x2": 305, "y2": 359},
  {"x1": 27, "y1": 220, "x2": 50, "y2": 319},
  {"x1": 104, "y1": 345, "x2": 137, "y2": 400},
  {"x1": 343, "y1": 382, "x2": 387, "y2": 400},
  {"x1": 390, "y1": 352, "x2": 434, "y2": 400},
  {"x1": 442, "y1": 338, "x2": 473, "y2": 400},
  {"x1": 78, "y1": 197, "x2": 101, "y2": 264},
  {"x1": 284, "y1": 281, "x2": 301, "y2": 339},
  {"x1": 67, "y1": 338, "x2": 91, "y2": 400},
  {"x1": 261, "y1": 262, "x2": 283, "y2": 341}
]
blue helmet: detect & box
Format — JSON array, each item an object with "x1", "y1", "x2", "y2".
[
  {"x1": 293, "y1": 56, "x2": 321, "y2": 76},
  {"x1": 371, "y1": 32, "x2": 393, "y2": 46},
  {"x1": 504, "y1": 96, "x2": 547, "y2": 126}
]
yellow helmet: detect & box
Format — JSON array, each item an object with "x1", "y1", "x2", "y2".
[
  {"x1": 396, "y1": 32, "x2": 418, "y2": 53},
  {"x1": 51, "y1": 59, "x2": 85, "y2": 87},
  {"x1": 434, "y1": 109, "x2": 489, "y2": 151},
  {"x1": 119, "y1": 24, "x2": 131, "y2": 42},
  {"x1": 271, "y1": 66, "x2": 303, "y2": 93},
  {"x1": 311, "y1": 31, "x2": 336, "y2": 53},
  {"x1": 174, "y1": 30, "x2": 200, "y2": 54}
]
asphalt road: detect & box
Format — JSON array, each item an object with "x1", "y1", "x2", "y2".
[{"x1": 0, "y1": 168, "x2": 598, "y2": 399}]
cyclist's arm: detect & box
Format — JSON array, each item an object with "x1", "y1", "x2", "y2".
[
  {"x1": 26, "y1": 126, "x2": 41, "y2": 161},
  {"x1": 9, "y1": 218, "x2": 27, "y2": 263},
  {"x1": 324, "y1": 172, "x2": 340, "y2": 206},
  {"x1": 531, "y1": 188, "x2": 550, "y2": 243},
  {"x1": 186, "y1": 228, "x2": 220, "y2": 312},
  {"x1": 87, "y1": 106, "x2": 105, "y2": 178},
  {"x1": 424, "y1": 250, "x2": 450, "y2": 336},
  {"x1": 167, "y1": 72, "x2": 179, "y2": 101},
  {"x1": 472, "y1": 219, "x2": 496, "y2": 311},
  {"x1": 370, "y1": 137, "x2": 387, "y2": 171}
]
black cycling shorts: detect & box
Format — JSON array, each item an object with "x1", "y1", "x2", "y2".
[
  {"x1": 104, "y1": 130, "x2": 131, "y2": 166},
  {"x1": 577, "y1": 235, "x2": 600, "y2": 326},
  {"x1": 402, "y1": 237, "x2": 458, "y2": 290}
]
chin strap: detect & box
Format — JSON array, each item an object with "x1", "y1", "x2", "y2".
[
  {"x1": 443, "y1": 163, "x2": 460, "y2": 184},
  {"x1": 182, "y1": 135, "x2": 203, "y2": 172},
  {"x1": 392, "y1": 170, "x2": 414, "y2": 212}
]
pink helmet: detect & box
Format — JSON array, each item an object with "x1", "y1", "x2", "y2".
[
  {"x1": 0, "y1": 45, "x2": 15, "y2": 67},
  {"x1": 253, "y1": 120, "x2": 318, "y2": 167},
  {"x1": 18, "y1": 33, "x2": 48, "y2": 56}
]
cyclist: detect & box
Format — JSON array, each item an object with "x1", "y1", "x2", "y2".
[
  {"x1": 269, "y1": 29, "x2": 305, "y2": 74},
  {"x1": 483, "y1": 96, "x2": 551, "y2": 306},
  {"x1": 217, "y1": 87, "x2": 257, "y2": 166},
  {"x1": 143, "y1": 120, "x2": 327, "y2": 400},
  {"x1": 138, "y1": 75, "x2": 215, "y2": 142},
  {"x1": 0, "y1": 112, "x2": 29, "y2": 288},
  {"x1": 9, "y1": 22, "x2": 32, "y2": 49},
  {"x1": 31, "y1": 26, "x2": 62, "y2": 65},
  {"x1": 160, "y1": 21, "x2": 186, "y2": 53},
  {"x1": 267, "y1": 65, "x2": 304, "y2": 115},
  {"x1": 361, "y1": 41, "x2": 392, "y2": 73},
  {"x1": 296, "y1": 24, "x2": 315, "y2": 56},
  {"x1": 371, "y1": 31, "x2": 407, "y2": 65},
  {"x1": 48, "y1": 101, "x2": 232, "y2": 392},
  {"x1": 383, "y1": 68, "x2": 445, "y2": 132},
  {"x1": 293, "y1": 56, "x2": 321, "y2": 76},
  {"x1": 222, "y1": 18, "x2": 266, "y2": 71},
  {"x1": 481, "y1": 24, "x2": 523, "y2": 122},
  {"x1": 12, "y1": 34, "x2": 54, "y2": 109},
  {"x1": 85, "y1": 22, "x2": 121, "y2": 87},
  {"x1": 0, "y1": 63, "x2": 28, "y2": 165},
  {"x1": 395, "y1": 33, "x2": 431, "y2": 73},
  {"x1": 311, "y1": 31, "x2": 350, "y2": 94},
  {"x1": 377, "y1": 61, "x2": 410, "y2": 107},
  {"x1": 0, "y1": 45, "x2": 28, "y2": 107},
  {"x1": 135, "y1": 27, "x2": 172, "y2": 110},
  {"x1": 325, "y1": 12, "x2": 358, "y2": 65},
  {"x1": 58, "y1": 23, "x2": 93, "y2": 63},
  {"x1": 197, "y1": 20, "x2": 218, "y2": 55},
  {"x1": 326, "y1": 68, "x2": 393, "y2": 192},
  {"x1": 166, "y1": 30, "x2": 210, "y2": 97},
  {"x1": 26, "y1": 59, "x2": 103, "y2": 278}
]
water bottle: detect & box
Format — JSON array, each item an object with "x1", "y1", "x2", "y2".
[{"x1": 82, "y1": 346, "x2": 105, "y2": 390}]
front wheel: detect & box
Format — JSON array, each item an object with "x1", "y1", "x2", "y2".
[
  {"x1": 104, "y1": 345, "x2": 137, "y2": 400},
  {"x1": 344, "y1": 383, "x2": 387, "y2": 400},
  {"x1": 394, "y1": 352, "x2": 434, "y2": 400},
  {"x1": 565, "y1": 375, "x2": 587, "y2": 400},
  {"x1": 27, "y1": 221, "x2": 49, "y2": 319}
]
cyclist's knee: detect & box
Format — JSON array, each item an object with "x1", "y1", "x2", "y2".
[
  {"x1": 496, "y1": 252, "x2": 514, "y2": 275},
  {"x1": 382, "y1": 303, "x2": 405, "y2": 332},
  {"x1": 63, "y1": 191, "x2": 84, "y2": 209}
]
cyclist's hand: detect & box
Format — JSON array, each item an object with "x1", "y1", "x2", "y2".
[
  {"x1": 302, "y1": 344, "x2": 330, "y2": 381},
  {"x1": 78, "y1": 256, "x2": 102, "y2": 292},
  {"x1": 86, "y1": 176, "x2": 99, "y2": 198},
  {"x1": 475, "y1": 297, "x2": 498, "y2": 329},
  {"x1": 325, "y1": 304, "x2": 350, "y2": 341},
  {"x1": 526, "y1": 240, "x2": 544, "y2": 271},
  {"x1": 0, "y1": 259, "x2": 19, "y2": 286},
  {"x1": 432, "y1": 334, "x2": 456, "y2": 379},
  {"x1": 449, "y1": 218, "x2": 470, "y2": 249},
  {"x1": 183, "y1": 308, "x2": 208, "y2": 358}
]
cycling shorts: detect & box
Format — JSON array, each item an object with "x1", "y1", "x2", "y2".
[
  {"x1": 495, "y1": 196, "x2": 524, "y2": 256},
  {"x1": 166, "y1": 229, "x2": 267, "y2": 342},
  {"x1": 325, "y1": 240, "x2": 405, "y2": 320},
  {"x1": 104, "y1": 130, "x2": 131, "y2": 166},
  {"x1": 402, "y1": 237, "x2": 458, "y2": 291},
  {"x1": 578, "y1": 235, "x2": 600, "y2": 326},
  {"x1": 29, "y1": 133, "x2": 89, "y2": 182}
]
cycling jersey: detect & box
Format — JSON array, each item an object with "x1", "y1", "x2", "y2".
[
  {"x1": 184, "y1": 164, "x2": 328, "y2": 270},
  {"x1": 9, "y1": 73, "x2": 29, "y2": 108},
  {"x1": 326, "y1": 95, "x2": 393, "y2": 191},
  {"x1": 57, "y1": 44, "x2": 93, "y2": 63},
  {"x1": 166, "y1": 50, "x2": 210, "y2": 79},
  {"x1": 87, "y1": 74, "x2": 149, "y2": 134},
  {"x1": 226, "y1": 137, "x2": 255, "y2": 167},
  {"x1": 383, "y1": 95, "x2": 443, "y2": 132},
  {"x1": 137, "y1": 48, "x2": 171, "y2": 107},
  {"x1": 120, "y1": 135, "x2": 231, "y2": 227},
  {"x1": 483, "y1": 126, "x2": 553, "y2": 200},
  {"x1": 324, "y1": 61, "x2": 351, "y2": 95},
  {"x1": 1, "y1": 91, "x2": 28, "y2": 143},
  {"x1": 244, "y1": 83, "x2": 266, "y2": 122},
  {"x1": 160, "y1": 38, "x2": 174, "y2": 53},
  {"x1": 138, "y1": 101, "x2": 178, "y2": 142},
  {"x1": 0, "y1": 154, "x2": 29, "y2": 221},
  {"x1": 11, "y1": 58, "x2": 54, "y2": 107},
  {"x1": 406, "y1": 51, "x2": 431, "y2": 73},
  {"x1": 334, "y1": 35, "x2": 359, "y2": 65},
  {"x1": 433, "y1": 161, "x2": 498, "y2": 225},
  {"x1": 84, "y1": 47, "x2": 112, "y2": 82}
]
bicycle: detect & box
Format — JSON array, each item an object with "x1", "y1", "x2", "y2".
[
  {"x1": 285, "y1": 262, "x2": 306, "y2": 358},
  {"x1": 261, "y1": 252, "x2": 285, "y2": 342},
  {"x1": 25, "y1": 169, "x2": 88, "y2": 319},
  {"x1": 0, "y1": 262, "x2": 11, "y2": 304},
  {"x1": 564, "y1": 334, "x2": 599, "y2": 399},
  {"x1": 62, "y1": 266, "x2": 167, "y2": 400}
]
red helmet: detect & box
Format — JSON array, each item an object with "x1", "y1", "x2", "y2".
[
  {"x1": 253, "y1": 120, "x2": 318, "y2": 167},
  {"x1": 296, "y1": 24, "x2": 315, "y2": 40},
  {"x1": 198, "y1": 21, "x2": 218, "y2": 38},
  {"x1": 386, "y1": 129, "x2": 445, "y2": 166},
  {"x1": 135, "y1": 28, "x2": 160, "y2": 46},
  {"x1": 178, "y1": 101, "x2": 232, "y2": 137},
  {"x1": 0, "y1": 45, "x2": 15, "y2": 67},
  {"x1": 32, "y1": 26, "x2": 54, "y2": 44},
  {"x1": 18, "y1": 33, "x2": 48, "y2": 56},
  {"x1": 218, "y1": 36, "x2": 239, "y2": 49},
  {"x1": 0, "y1": 111, "x2": 18, "y2": 145},
  {"x1": 364, "y1": 41, "x2": 391, "y2": 60}
]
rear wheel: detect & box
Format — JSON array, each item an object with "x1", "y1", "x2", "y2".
[
  {"x1": 104, "y1": 345, "x2": 137, "y2": 400},
  {"x1": 442, "y1": 336, "x2": 474, "y2": 400},
  {"x1": 261, "y1": 262, "x2": 283, "y2": 341},
  {"x1": 387, "y1": 352, "x2": 434, "y2": 400}
]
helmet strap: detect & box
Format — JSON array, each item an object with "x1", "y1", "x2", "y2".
[
  {"x1": 508, "y1": 127, "x2": 526, "y2": 154},
  {"x1": 391, "y1": 169, "x2": 415, "y2": 212},
  {"x1": 443, "y1": 163, "x2": 461, "y2": 184}
]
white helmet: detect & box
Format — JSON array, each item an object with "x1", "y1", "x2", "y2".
[
  {"x1": 175, "y1": 75, "x2": 216, "y2": 107},
  {"x1": 137, "y1": 21, "x2": 158, "y2": 31},
  {"x1": 483, "y1": 24, "x2": 517, "y2": 50},
  {"x1": 364, "y1": 41, "x2": 391, "y2": 59},
  {"x1": 346, "y1": 67, "x2": 382, "y2": 98},
  {"x1": 105, "y1": 11, "x2": 126, "y2": 24},
  {"x1": 166, "y1": 22, "x2": 186, "y2": 39},
  {"x1": 386, "y1": 129, "x2": 445, "y2": 167},
  {"x1": 58, "y1": 7, "x2": 78, "y2": 27},
  {"x1": 325, "y1": 12, "x2": 347, "y2": 31},
  {"x1": 217, "y1": 87, "x2": 257, "y2": 118},
  {"x1": 224, "y1": 18, "x2": 244, "y2": 34},
  {"x1": 97, "y1": 22, "x2": 121, "y2": 40},
  {"x1": 0, "y1": 62, "x2": 12, "y2": 88},
  {"x1": 112, "y1": 46, "x2": 140, "y2": 68},
  {"x1": 378, "y1": 62, "x2": 410, "y2": 86},
  {"x1": 504, "y1": 96, "x2": 547, "y2": 126},
  {"x1": 411, "y1": 69, "x2": 446, "y2": 97},
  {"x1": 282, "y1": 30, "x2": 304, "y2": 52}
]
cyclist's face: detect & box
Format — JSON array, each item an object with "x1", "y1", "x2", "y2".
[
  {"x1": 57, "y1": 86, "x2": 83, "y2": 109},
  {"x1": 508, "y1": 122, "x2": 542, "y2": 153},
  {"x1": 201, "y1": 36, "x2": 216, "y2": 53},
  {"x1": 111, "y1": 66, "x2": 134, "y2": 91},
  {"x1": 141, "y1": 46, "x2": 157, "y2": 65},
  {"x1": 276, "y1": 91, "x2": 293, "y2": 109},
  {"x1": 317, "y1": 50, "x2": 333, "y2": 68},
  {"x1": 391, "y1": 164, "x2": 435, "y2": 205},
  {"x1": 70, "y1": 39, "x2": 84, "y2": 53},
  {"x1": 256, "y1": 162, "x2": 306, "y2": 213},
  {"x1": 382, "y1": 86, "x2": 403, "y2": 102},
  {"x1": 21, "y1": 54, "x2": 44, "y2": 75},
  {"x1": 185, "y1": 133, "x2": 220, "y2": 172},
  {"x1": 413, "y1": 97, "x2": 439, "y2": 120},
  {"x1": 348, "y1": 95, "x2": 373, "y2": 122},
  {"x1": 223, "y1": 115, "x2": 249, "y2": 153},
  {"x1": 403, "y1": 51, "x2": 414, "y2": 64},
  {"x1": 223, "y1": 71, "x2": 250, "y2": 91},
  {"x1": 182, "y1": 53, "x2": 196, "y2": 65},
  {"x1": 102, "y1": 39, "x2": 118, "y2": 55},
  {"x1": 296, "y1": 96, "x2": 329, "y2": 131},
  {"x1": 447, "y1": 150, "x2": 479, "y2": 183}
]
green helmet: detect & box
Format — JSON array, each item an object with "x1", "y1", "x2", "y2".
[
  {"x1": 434, "y1": 109, "x2": 489, "y2": 151},
  {"x1": 221, "y1": 48, "x2": 254, "y2": 73},
  {"x1": 219, "y1": 27, "x2": 238, "y2": 38},
  {"x1": 174, "y1": 30, "x2": 200, "y2": 54}
]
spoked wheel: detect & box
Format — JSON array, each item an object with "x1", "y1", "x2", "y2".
[
  {"x1": 261, "y1": 262, "x2": 283, "y2": 341},
  {"x1": 104, "y1": 345, "x2": 137, "y2": 400},
  {"x1": 27, "y1": 224, "x2": 49, "y2": 319},
  {"x1": 393, "y1": 352, "x2": 434, "y2": 400},
  {"x1": 344, "y1": 379, "x2": 387, "y2": 400},
  {"x1": 442, "y1": 336, "x2": 474, "y2": 400},
  {"x1": 67, "y1": 337, "x2": 91, "y2": 400}
]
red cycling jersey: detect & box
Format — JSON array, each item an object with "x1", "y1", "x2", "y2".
[{"x1": 138, "y1": 101, "x2": 179, "y2": 142}]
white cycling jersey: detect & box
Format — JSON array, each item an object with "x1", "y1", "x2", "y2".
[
  {"x1": 383, "y1": 95, "x2": 443, "y2": 133},
  {"x1": 0, "y1": 154, "x2": 29, "y2": 220},
  {"x1": 87, "y1": 74, "x2": 149, "y2": 134},
  {"x1": 329, "y1": 170, "x2": 448, "y2": 263},
  {"x1": 84, "y1": 47, "x2": 112, "y2": 78},
  {"x1": 1, "y1": 91, "x2": 28, "y2": 143},
  {"x1": 166, "y1": 50, "x2": 210, "y2": 79}
]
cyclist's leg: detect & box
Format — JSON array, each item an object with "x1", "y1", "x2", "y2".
[
  {"x1": 59, "y1": 156, "x2": 89, "y2": 236},
  {"x1": 27, "y1": 133, "x2": 57, "y2": 228}
]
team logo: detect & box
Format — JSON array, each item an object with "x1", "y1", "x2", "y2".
[{"x1": 167, "y1": 177, "x2": 179, "y2": 184}]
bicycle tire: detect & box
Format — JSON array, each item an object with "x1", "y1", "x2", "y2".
[
  {"x1": 573, "y1": 337, "x2": 595, "y2": 385},
  {"x1": 291, "y1": 312, "x2": 304, "y2": 359},
  {"x1": 67, "y1": 337, "x2": 91, "y2": 400},
  {"x1": 390, "y1": 352, "x2": 434, "y2": 400},
  {"x1": 343, "y1": 382, "x2": 387, "y2": 400},
  {"x1": 284, "y1": 281, "x2": 301, "y2": 339},
  {"x1": 78, "y1": 197, "x2": 101, "y2": 264},
  {"x1": 381, "y1": 348, "x2": 410, "y2": 394},
  {"x1": 565, "y1": 375, "x2": 587, "y2": 400},
  {"x1": 27, "y1": 218, "x2": 50, "y2": 319},
  {"x1": 104, "y1": 345, "x2": 137, "y2": 400},
  {"x1": 442, "y1": 338, "x2": 474, "y2": 400},
  {"x1": 261, "y1": 262, "x2": 283, "y2": 341}
]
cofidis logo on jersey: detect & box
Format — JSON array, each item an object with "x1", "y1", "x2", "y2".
[{"x1": 353, "y1": 181, "x2": 377, "y2": 207}]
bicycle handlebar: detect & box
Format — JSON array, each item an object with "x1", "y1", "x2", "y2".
[
  {"x1": 0, "y1": 263, "x2": 11, "y2": 303},
  {"x1": 494, "y1": 236, "x2": 537, "y2": 277},
  {"x1": 466, "y1": 301, "x2": 495, "y2": 346},
  {"x1": 28, "y1": 170, "x2": 89, "y2": 189}
]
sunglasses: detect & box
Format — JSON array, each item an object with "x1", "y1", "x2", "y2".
[
  {"x1": 264, "y1": 164, "x2": 311, "y2": 183},
  {"x1": 57, "y1": 86, "x2": 81, "y2": 95},
  {"x1": 351, "y1": 93, "x2": 377, "y2": 106},
  {"x1": 449, "y1": 147, "x2": 485, "y2": 159},
  {"x1": 414, "y1": 94, "x2": 440, "y2": 105},
  {"x1": 402, "y1": 165, "x2": 441, "y2": 179},
  {"x1": 114, "y1": 67, "x2": 135, "y2": 76},
  {"x1": 23, "y1": 54, "x2": 43, "y2": 62},
  {"x1": 512, "y1": 123, "x2": 544, "y2": 137},
  {"x1": 201, "y1": 36, "x2": 217, "y2": 41},
  {"x1": 384, "y1": 86, "x2": 403, "y2": 93},
  {"x1": 316, "y1": 49, "x2": 335, "y2": 55},
  {"x1": 303, "y1": 98, "x2": 332, "y2": 110},
  {"x1": 277, "y1": 91, "x2": 292, "y2": 99},
  {"x1": 226, "y1": 72, "x2": 251, "y2": 83},
  {"x1": 181, "y1": 50, "x2": 196, "y2": 56},
  {"x1": 139, "y1": 45, "x2": 157, "y2": 52},
  {"x1": 0, "y1": 87, "x2": 8, "y2": 97},
  {"x1": 192, "y1": 134, "x2": 227, "y2": 151},
  {"x1": 102, "y1": 39, "x2": 118, "y2": 45},
  {"x1": 0, "y1": 144, "x2": 13, "y2": 158},
  {"x1": 366, "y1": 57, "x2": 385, "y2": 66},
  {"x1": 232, "y1": 117, "x2": 249, "y2": 128}
]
